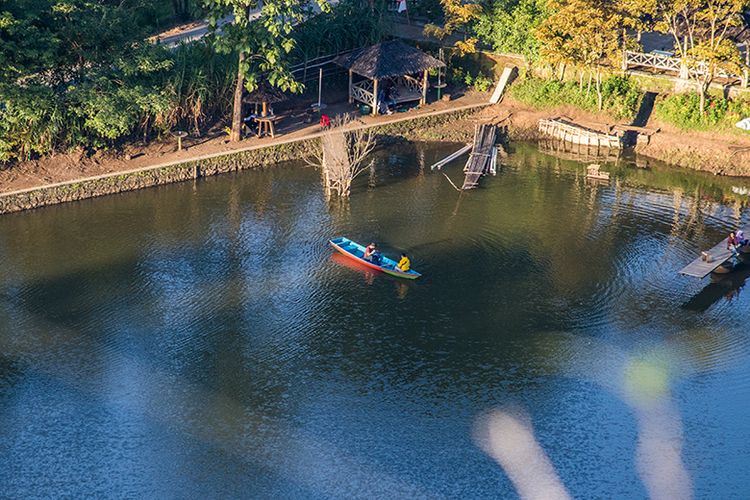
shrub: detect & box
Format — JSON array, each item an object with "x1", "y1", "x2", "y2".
[
  {"x1": 509, "y1": 75, "x2": 642, "y2": 119},
  {"x1": 654, "y1": 92, "x2": 750, "y2": 131},
  {"x1": 465, "y1": 72, "x2": 494, "y2": 92}
]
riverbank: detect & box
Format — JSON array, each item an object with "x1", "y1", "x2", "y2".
[
  {"x1": 0, "y1": 97, "x2": 488, "y2": 214},
  {"x1": 3, "y1": 89, "x2": 750, "y2": 215},
  {"x1": 494, "y1": 98, "x2": 750, "y2": 176}
]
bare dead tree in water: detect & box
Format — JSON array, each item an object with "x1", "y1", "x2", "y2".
[{"x1": 306, "y1": 115, "x2": 376, "y2": 198}]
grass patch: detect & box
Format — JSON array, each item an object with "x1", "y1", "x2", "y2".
[
  {"x1": 509, "y1": 75, "x2": 642, "y2": 120},
  {"x1": 654, "y1": 92, "x2": 750, "y2": 132}
]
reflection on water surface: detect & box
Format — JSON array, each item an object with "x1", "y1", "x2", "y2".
[{"x1": 0, "y1": 142, "x2": 749, "y2": 498}]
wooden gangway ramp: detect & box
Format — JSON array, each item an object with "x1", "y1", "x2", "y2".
[
  {"x1": 461, "y1": 124, "x2": 498, "y2": 190},
  {"x1": 679, "y1": 227, "x2": 749, "y2": 278},
  {"x1": 489, "y1": 66, "x2": 518, "y2": 104}
]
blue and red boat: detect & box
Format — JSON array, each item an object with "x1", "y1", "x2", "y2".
[{"x1": 329, "y1": 237, "x2": 421, "y2": 279}]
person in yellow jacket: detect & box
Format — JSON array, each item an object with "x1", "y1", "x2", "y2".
[{"x1": 396, "y1": 253, "x2": 410, "y2": 272}]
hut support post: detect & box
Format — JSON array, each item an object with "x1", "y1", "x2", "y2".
[
  {"x1": 372, "y1": 78, "x2": 378, "y2": 116},
  {"x1": 421, "y1": 69, "x2": 428, "y2": 105},
  {"x1": 348, "y1": 70, "x2": 353, "y2": 104}
]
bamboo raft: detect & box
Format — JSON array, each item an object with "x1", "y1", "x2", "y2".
[
  {"x1": 538, "y1": 138, "x2": 621, "y2": 163},
  {"x1": 461, "y1": 124, "x2": 498, "y2": 190},
  {"x1": 538, "y1": 117, "x2": 622, "y2": 149}
]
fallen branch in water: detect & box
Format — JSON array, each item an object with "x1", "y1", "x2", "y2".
[{"x1": 442, "y1": 172, "x2": 462, "y2": 191}]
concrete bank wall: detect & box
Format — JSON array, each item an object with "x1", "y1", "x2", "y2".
[{"x1": 0, "y1": 106, "x2": 484, "y2": 215}]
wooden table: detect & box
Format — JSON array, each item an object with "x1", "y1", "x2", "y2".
[{"x1": 255, "y1": 115, "x2": 281, "y2": 138}]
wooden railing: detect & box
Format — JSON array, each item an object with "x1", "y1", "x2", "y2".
[
  {"x1": 289, "y1": 49, "x2": 357, "y2": 83},
  {"x1": 394, "y1": 75, "x2": 422, "y2": 94},
  {"x1": 351, "y1": 80, "x2": 374, "y2": 104}
]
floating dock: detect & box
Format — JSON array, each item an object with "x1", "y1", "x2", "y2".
[{"x1": 679, "y1": 228, "x2": 749, "y2": 278}]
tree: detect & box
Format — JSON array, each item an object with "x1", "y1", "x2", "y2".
[
  {"x1": 474, "y1": 0, "x2": 550, "y2": 62},
  {"x1": 306, "y1": 115, "x2": 375, "y2": 198},
  {"x1": 0, "y1": 0, "x2": 177, "y2": 161},
  {"x1": 423, "y1": 0, "x2": 483, "y2": 54},
  {"x1": 651, "y1": 0, "x2": 748, "y2": 112},
  {"x1": 203, "y1": 0, "x2": 329, "y2": 142},
  {"x1": 536, "y1": 0, "x2": 623, "y2": 109}
]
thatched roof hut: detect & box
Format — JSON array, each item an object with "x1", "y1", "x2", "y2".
[
  {"x1": 334, "y1": 40, "x2": 445, "y2": 116},
  {"x1": 242, "y1": 80, "x2": 287, "y2": 117},
  {"x1": 334, "y1": 40, "x2": 445, "y2": 79},
  {"x1": 242, "y1": 81, "x2": 287, "y2": 105}
]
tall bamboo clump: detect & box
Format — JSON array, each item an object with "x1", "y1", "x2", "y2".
[{"x1": 309, "y1": 115, "x2": 375, "y2": 198}]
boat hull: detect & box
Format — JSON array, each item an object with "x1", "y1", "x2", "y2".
[{"x1": 329, "y1": 237, "x2": 421, "y2": 279}]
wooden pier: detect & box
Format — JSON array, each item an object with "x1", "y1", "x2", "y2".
[
  {"x1": 679, "y1": 227, "x2": 749, "y2": 278},
  {"x1": 461, "y1": 124, "x2": 498, "y2": 190}
]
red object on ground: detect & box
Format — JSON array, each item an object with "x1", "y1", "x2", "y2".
[{"x1": 320, "y1": 114, "x2": 331, "y2": 129}]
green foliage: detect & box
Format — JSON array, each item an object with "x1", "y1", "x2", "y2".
[
  {"x1": 0, "y1": 0, "x2": 225, "y2": 162},
  {"x1": 0, "y1": 39, "x2": 236, "y2": 162},
  {"x1": 423, "y1": 0, "x2": 482, "y2": 54},
  {"x1": 464, "y1": 72, "x2": 494, "y2": 92},
  {"x1": 474, "y1": 0, "x2": 549, "y2": 61},
  {"x1": 0, "y1": 0, "x2": 383, "y2": 162},
  {"x1": 291, "y1": 0, "x2": 384, "y2": 62},
  {"x1": 654, "y1": 93, "x2": 750, "y2": 131},
  {"x1": 0, "y1": 85, "x2": 63, "y2": 161},
  {"x1": 509, "y1": 75, "x2": 642, "y2": 119},
  {"x1": 204, "y1": 0, "x2": 330, "y2": 95}
]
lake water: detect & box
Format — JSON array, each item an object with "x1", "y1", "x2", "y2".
[{"x1": 1, "y1": 142, "x2": 750, "y2": 498}]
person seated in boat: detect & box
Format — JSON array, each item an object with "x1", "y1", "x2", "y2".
[
  {"x1": 396, "y1": 253, "x2": 410, "y2": 272},
  {"x1": 364, "y1": 243, "x2": 376, "y2": 260},
  {"x1": 727, "y1": 232, "x2": 740, "y2": 254},
  {"x1": 364, "y1": 243, "x2": 383, "y2": 265}
]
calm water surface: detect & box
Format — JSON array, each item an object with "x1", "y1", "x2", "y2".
[{"x1": 1, "y1": 142, "x2": 750, "y2": 498}]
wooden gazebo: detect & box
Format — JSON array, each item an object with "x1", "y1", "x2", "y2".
[
  {"x1": 334, "y1": 40, "x2": 445, "y2": 116},
  {"x1": 243, "y1": 81, "x2": 287, "y2": 117}
]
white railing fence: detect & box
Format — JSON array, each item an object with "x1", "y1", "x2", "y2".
[{"x1": 623, "y1": 50, "x2": 743, "y2": 83}]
